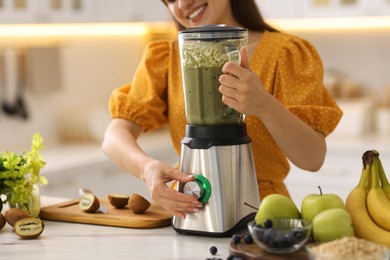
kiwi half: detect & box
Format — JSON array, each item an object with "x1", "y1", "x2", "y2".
[
  {"x1": 128, "y1": 193, "x2": 151, "y2": 214},
  {"x1": 108, "y1": 194, "x2": 130, "y2": 208},
  {"x1": 79, "y1": 193, "x2": 100, "y2": 213},
  {"x1": 14, "y1": 217, "x2": 44, "y2": 239}
]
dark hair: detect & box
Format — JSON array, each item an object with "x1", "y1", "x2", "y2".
[{"x1": 161, "y1": 0, "x2": 278, "y2": 32}]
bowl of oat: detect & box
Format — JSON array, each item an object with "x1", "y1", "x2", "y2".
[{"x1": 306, "y1": 236, "x2": 390, "y2": 260}]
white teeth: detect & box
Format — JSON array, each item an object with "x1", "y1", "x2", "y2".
[{"x1": 188, "y1": 5, "x2": 206, "y2": 19}]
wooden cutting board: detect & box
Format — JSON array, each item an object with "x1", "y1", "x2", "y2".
[
  {"x1": 229, "y1": 240, "x2": 310, "y2": 260},
  {"x1": 39, "y1": 197, "x2": 173, "y2": 229}
]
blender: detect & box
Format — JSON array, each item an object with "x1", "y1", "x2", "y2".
[{"x1": 172, "y1": 25, "x2": 260, "y2": 237}]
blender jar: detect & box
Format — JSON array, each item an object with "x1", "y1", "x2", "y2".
[{"x1": 178, "y1": 25, "x2": 248, "y2": 126}]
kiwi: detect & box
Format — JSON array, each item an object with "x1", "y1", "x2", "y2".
[
  {"x1": 4, "y1": 208, "x2": 30, "y2": 227},
  {"x1": 79, "y1": 193, "x2": 100, "y2": 213},
  {"x1": 14, "y1": 217, "x2": 44, "y2": 239},
  {"x1": 128, "y1": 193, "x2": 150, "y2": 214},
  {"x1": 108, "y1": 194, "x2": 130, "y2": 209},
  {"x1": 0, "y1": 213, "x2": 6, "y2": 230}
]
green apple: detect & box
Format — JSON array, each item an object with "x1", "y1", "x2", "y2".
[
  {"x1": 301, "y1": 186, "x2": 345, "y2": 222},
  {"x1": 312, "y1": 208, "x2": 354, "y2": 242},
  {"x1": 255, "y1": 194, "x2": 300, "y2": 225}
]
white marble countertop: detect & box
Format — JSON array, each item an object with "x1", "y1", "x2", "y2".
[{"x1": 0, "y1": 197, "x2": 232, "y2": 260}]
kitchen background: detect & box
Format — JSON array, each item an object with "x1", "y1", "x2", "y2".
[{"x1": 1, "y1": 0, "x2": 390, "y2": 206}]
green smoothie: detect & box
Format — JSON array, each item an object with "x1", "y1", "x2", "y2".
[
  {"x1": 180, "y1": 39, "x2": 245, "y2": 125},
  {"x1": 183, "y1": 66, "x2": 242, "y2": 125}
]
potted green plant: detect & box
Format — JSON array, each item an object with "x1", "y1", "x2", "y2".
[{"x1": 0, "y1": 132, "x2": 48, "y2": 216}]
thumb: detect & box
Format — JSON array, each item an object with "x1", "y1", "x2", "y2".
[{"x1": 240, "y1": 47, "x2": 251, "y2": 70}]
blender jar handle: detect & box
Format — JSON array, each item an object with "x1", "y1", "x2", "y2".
[
  {"x1": 225, "y1": 45, "x2": 246, "y2": 123},
  {"x1": 226, "y1": 45, "x2": 241, "y2": 65}
]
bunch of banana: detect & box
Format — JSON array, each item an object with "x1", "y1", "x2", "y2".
[{"x1": 345, "y1": 150, "x2": 390, "y2": 247}]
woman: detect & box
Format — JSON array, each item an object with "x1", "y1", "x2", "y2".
[{"x1": 102, "y1": 0, "x2": 343, "y2": 219}]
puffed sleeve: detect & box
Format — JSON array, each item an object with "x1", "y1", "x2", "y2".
[
  {"x1": 108, "y1": 40, "x2": 170, "y2": 131},
  {"x1": 274, "y1": 36, "x2": 343, "y2": 137}
]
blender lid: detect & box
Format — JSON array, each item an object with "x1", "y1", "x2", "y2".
[
  {"x1": 179, "y1": 24, "x2": 246, "y2": 33},
  {"x1": 179, "y1": 24, "x2": 247, "y2": 40}
]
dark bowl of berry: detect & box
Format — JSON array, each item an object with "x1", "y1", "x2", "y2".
[{"x1": 247, "y1": 218, "x2": 312, "y2": 254}]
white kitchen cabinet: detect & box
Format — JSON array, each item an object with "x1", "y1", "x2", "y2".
[
  {"x1": 0, "y1": 0, "x2": 39, "y2": 23},
  {"x1": 257, "y1": 0, "x2": 390, "y2": 19},
  {"x1": 37, "y1": 0, "x2": 94, "y2": 23},
  {"x1": 0, "y1": 0, "x2": 170, "y2": 24},
  {"x1": 88, "y1": 0, "x2": 170, "y2": 23},
  {"x1": 256, "y1": 0, "x2": 304, "y2": 19},
  {"x1": 124, "y1": 1, "x2": 171, "y2": 22},
  {"x1": 0, "y1": 0, "x2": 93, "y2": 23},
  {"x1": 302, "y1": 0, "x2": 383, "y2": 17}
]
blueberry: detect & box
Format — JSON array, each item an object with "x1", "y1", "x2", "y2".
[
  {"x1": 263, "y1": 219, "x2": 273, "y2": 229},
  {"x1": 274, "y1": 233, "x2": 287, "y2": 248},
  {"x1": 256, "y1": 229, "x2": 265, "y2": 240},
  {"x1": 209, "y1": 246, "x2": 217, "y2": 255},
  {"x1": 293, "y1": 230, "x2": 306, "y2": 241},
  {"x1": 267, "y1": 238, "x2": 276, "y2": 248},
  {"x1": 243, "y1": 234, "x2": 253, "y2": 244},
  {"x1": 232, "y1": 234, "x2": 241, "y2": 245},
  {"x1": 262, "y1": 229, "x2": 275, "y2": 244},
  {"x1": 284, "y1": 232, "x2": 297, "y2": 246}
]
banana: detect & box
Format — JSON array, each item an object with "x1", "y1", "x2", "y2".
[
  {"x1": 378, "y1": 159, "x2": 390, "y2": 200},
  {"x1": 345, "y1": 156, "x2": 390, "y2": 247},
  {"x1": 365, "y1": 170, "x2": 372, "y2": 195},
  {"x1": 367, "y1": 156, "x2": 390, "y2": 231}
]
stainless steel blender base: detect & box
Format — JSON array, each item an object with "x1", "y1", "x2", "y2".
[{"x1": 172, "y1": 143, "x2": 260, "y2": 237}]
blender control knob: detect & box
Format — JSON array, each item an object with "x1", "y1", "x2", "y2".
[
  {"x1": 183, "y1": 181, "x2": 204, "y2": 200},
  {"x1": 182, "y1": 174, "x2": 212, "y2": 204}
]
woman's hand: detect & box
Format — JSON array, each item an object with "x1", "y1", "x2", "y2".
[
  {"x1": 219, "y1": 47, "x2": 326, "y2": 172},
  {"x1": 142, "y1": 159, "x2": 203, "y2": 219},
  {"x1": 103, "y1": 119, "x2": 203, "y2": 219},
  {"x1": 219, "y1": 47, "x2": 266, "y2": 117}
]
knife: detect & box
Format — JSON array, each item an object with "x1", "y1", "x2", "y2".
[{"x1": 78, "y1": 188, "x2": 109, "y2": 214}]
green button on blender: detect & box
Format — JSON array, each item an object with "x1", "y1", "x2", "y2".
[{"x1": 194, "y1": 174, "x2": 212, "y2": 204}]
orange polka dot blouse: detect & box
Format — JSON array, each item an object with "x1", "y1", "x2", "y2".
[{"x1": 108, "y1": 31, "x2": 343, "y2": 200}]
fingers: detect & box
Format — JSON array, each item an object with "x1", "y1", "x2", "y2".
[
  {"x1": 151, "y1": 179, "x2": 203, "y2": 219},
  {"x1": 219, "y1": 71, "x2": 242, "y2": 104},
  {"x1": 219, "y1": 73, "x2": 241, "y2": 91},
  {"x1": 172, "y1": 211, "x2": 186, "y2": 219},
  {"x1": 221, "y1": 93, "x2": 239, "y2": 109},
  {"x1": 173, "y1": 171, "x2": 195, "y2": 183},
  {"x1": 143, "y1": 162, "x2": 203, "y2": 218}
]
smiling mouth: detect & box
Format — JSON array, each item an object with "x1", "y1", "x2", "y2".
[{"x1": 188, "y1": 4, "x2": 207, "y2": 20}]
